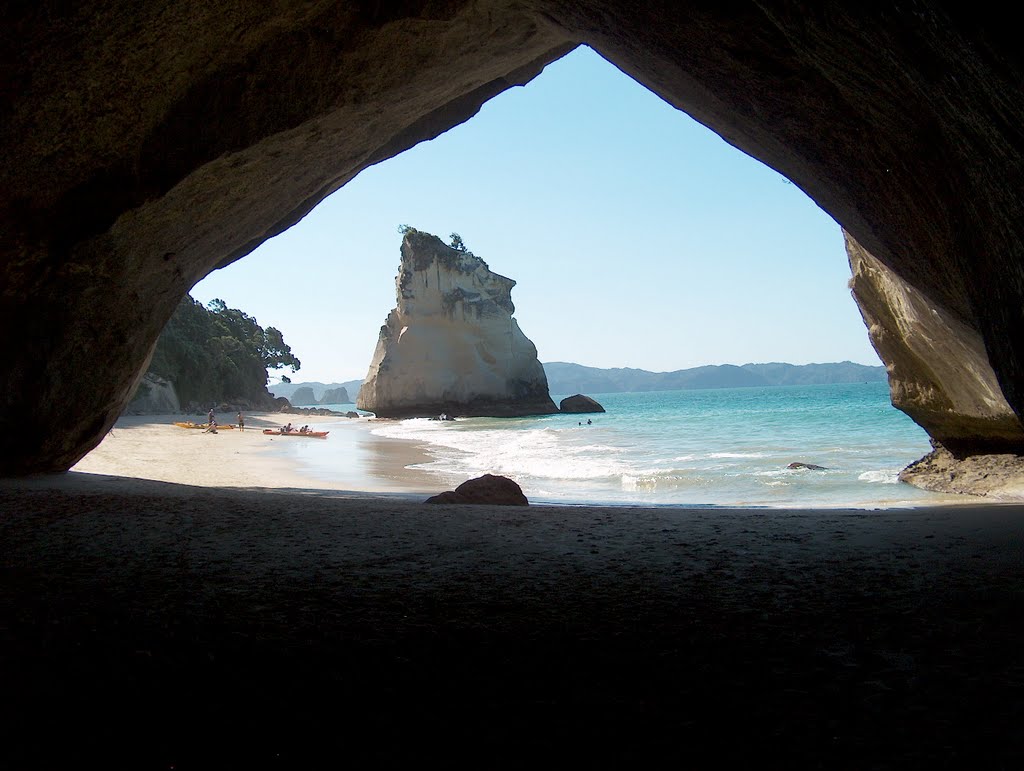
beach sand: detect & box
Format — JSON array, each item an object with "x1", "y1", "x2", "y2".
[
  {"x1": 3, "y1": 420, "x2": 1024, "y2": 767},
  {"x1": 72, "y1": 411, "x2": 443, "y2": 495}
]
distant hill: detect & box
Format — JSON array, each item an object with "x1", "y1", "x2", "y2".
[
  {"x1": 272, "y1": 362, "x2": 886, "y2": 405},
  {"x1": 542, "y1": 361, "x2": 887, "y2": 395},
  {"x1": 269, "y1": 380, "x2": 363, "y2": 403}
]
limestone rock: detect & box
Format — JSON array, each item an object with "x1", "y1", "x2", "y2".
[
  {"x1": 289, "y1": 387, "x2": 317, "y2": 406},
  {"x1": 425, "y1": 474, "x2": 529, "y2": 506},
  {"x1": 320, "y1": 387, "x2": 350, "y2": 404},
  {"x1": 847, "y1": 233, "x2": 1024, "y2": 455},
  {"x1": 357, "y1": 230, "x2": 558, "y2": 418},
  {"x1": 899, "y1": 447, "x2": 1024, "y2": 501},
  {"x1": 125, "y1": 374, "x2": 180, "y2": 415},
  {"x1": 559, "y1": 394, "x2": 605, "y2": 414}
]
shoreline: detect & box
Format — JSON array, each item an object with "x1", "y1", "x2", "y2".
[
  {"x1": 71, "y1": 411, "x2": 1002, "y2": 509},
  {"x1": 71, "y1": 411, "x2": 444, "y2": 497}
]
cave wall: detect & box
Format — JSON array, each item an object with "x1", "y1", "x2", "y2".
[
  {"x1": 847, "y1": 232, "x2": 1024, "y2": 452},
  {"x1": 3, "y1": 2, "x2": 1024, "y2": 473}
]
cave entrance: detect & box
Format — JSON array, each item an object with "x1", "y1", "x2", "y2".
[
  {"x1": 193, "y1": 46, "x2": 877, "y2": 388},
  {"x1": 75, "y1": 46, "x2": 944, "y2": 507}
]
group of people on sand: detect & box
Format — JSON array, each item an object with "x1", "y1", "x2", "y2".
[{"x1": 203, "y1": 409, "x2": 245, "y2": 434}]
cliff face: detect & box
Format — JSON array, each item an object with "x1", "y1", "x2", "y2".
[
  {"x1": 320, "y1": 387, "x2": 350, "y2": 405},
  {"x1": 848, "y1": 231, "x2": 1024, "y2": 497},
  {"x1": 357, "y1": 231, "x2": 557, "y2": 418},
  {"x1": 124, "y1": 374, "x2": 181, "y2": 415},
  {"x1": 289, "y1": 387, "x2": 317, "y2": 406},
  {"x1": 847, "y1": 232, "x2": 1024, "y2": 452}
]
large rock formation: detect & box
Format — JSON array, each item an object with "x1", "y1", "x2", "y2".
[
  {"x1": 847, "y1": 232, "x2": 1024, "y2": 452},
  {"x1": 289, "y1": 387, "x2": 317, "y2": 406},
  {"x1": 358, "y1": 231, "x2": 557, "y2": 418},
  {"x1": 5, "y1": 4, "x2": 1024, "y2": 474},
  {"x1": 320, "y1": 387, "x2": 350, "y2": 405},
  {"x1": 124, "y1": 374, "x2": 181, "y2": 415},
  {"x1": 848, "y1": 232, "x2": 1024, "y2": 495}
]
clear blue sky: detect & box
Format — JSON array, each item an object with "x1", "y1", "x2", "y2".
[{"x1": 193, "y1": 46, "x2": 881, "y2": 384}]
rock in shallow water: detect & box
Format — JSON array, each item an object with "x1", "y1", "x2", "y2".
[{"x1": 559, "y1": 394, "x2": 605, "y2": 413}]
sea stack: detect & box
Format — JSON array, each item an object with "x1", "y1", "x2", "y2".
[{"x1": 357, "y1": 229, "x2": 558, "y2": 418}]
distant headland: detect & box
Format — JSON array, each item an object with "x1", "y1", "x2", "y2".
[{"x1": 272, "y1": 360, "x2": 887, "y2": 402}]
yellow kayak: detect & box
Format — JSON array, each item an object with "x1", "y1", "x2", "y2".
[{"x1": 174, "y1": 421, "x2": 235, "y2": 430}]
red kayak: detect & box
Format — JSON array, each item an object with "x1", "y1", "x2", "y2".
[{"x1": 263, "y1": 429, "x2": 329, "y2": 439}]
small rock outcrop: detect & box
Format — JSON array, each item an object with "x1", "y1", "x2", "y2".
[
  {"x1": 899, "y1": 446, "x2": 1024, "y2": 500},
  {"x1": 320, "y1": 387, "x2": 350, "y2": 404},
  {"x1": 559, "y1": 394, "x2": 605, "y2": 414},
  {"x1": 425, "y1": 474, "x2": 529, "y2": 506},
  {"x1": 787, "y1": 462, "x2": 827, "y2": 471},
  {"x1": 289, "y1": 386, "x2": 318, "y2": 406},
  {"x1": 357, "y1": 230, "x2": 558, "y2": 418}
]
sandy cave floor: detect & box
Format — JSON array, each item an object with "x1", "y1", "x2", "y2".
[{"x1": 2, "y1": 473, "x2": 1024, "y2": 768}]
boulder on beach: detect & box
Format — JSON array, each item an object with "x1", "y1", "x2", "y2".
[
  {"x1": 559, "y1": 394, "x2": 605, "y2": 414},
  {"x1": 425, "y1": 474, "x2": 529, "y2": 506}
]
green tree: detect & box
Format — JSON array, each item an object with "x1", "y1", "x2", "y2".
[
  {"x1": 449, "y1": 232, "x2": 467, "y2": 252},
  {"x1": 144, "y1": 296, "x2": 300, "y2": 406}
]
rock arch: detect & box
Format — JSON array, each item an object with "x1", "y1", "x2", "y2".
[{"x1": 3, "y1": 2, "x2": 1023, "y2": 474}]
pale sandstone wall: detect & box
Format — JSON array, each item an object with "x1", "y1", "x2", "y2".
[{"x1": 358, "y1": 231, "x2": 557, "y2": 418}]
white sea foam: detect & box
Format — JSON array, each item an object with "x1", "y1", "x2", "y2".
[
  {"x1": 859, "y1": 469, "x2": 900, "y2": 484},
  {"x1": 351, "y1": 384, "x2": 942, "y2": 507}
]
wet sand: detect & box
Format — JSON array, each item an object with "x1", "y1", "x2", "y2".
[{"x1": 2, "y1": 470, "x2": 1023, "y2": 768}]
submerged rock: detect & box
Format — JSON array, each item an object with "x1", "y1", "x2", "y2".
[
  {"x1": 787, "y1": 462, "x2": 828, "y2": 470},
  {"x1": 357, "y1": 230, "x2": 558, "y2": 418},
  {"x1": 425, "y1": 474, "x2": 529, "y2": 506}
]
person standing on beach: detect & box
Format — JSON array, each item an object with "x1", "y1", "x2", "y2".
[
  {"x1": 208, "y1": 408, "x2": 215, "y2": 425},
  {"x1": 237, "y1": 411, "x2": 245, "y2": 431}
]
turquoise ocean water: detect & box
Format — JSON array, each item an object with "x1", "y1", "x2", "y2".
[{"x1": 300, "y1": 381, "x2": 964, "y2": 508}]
